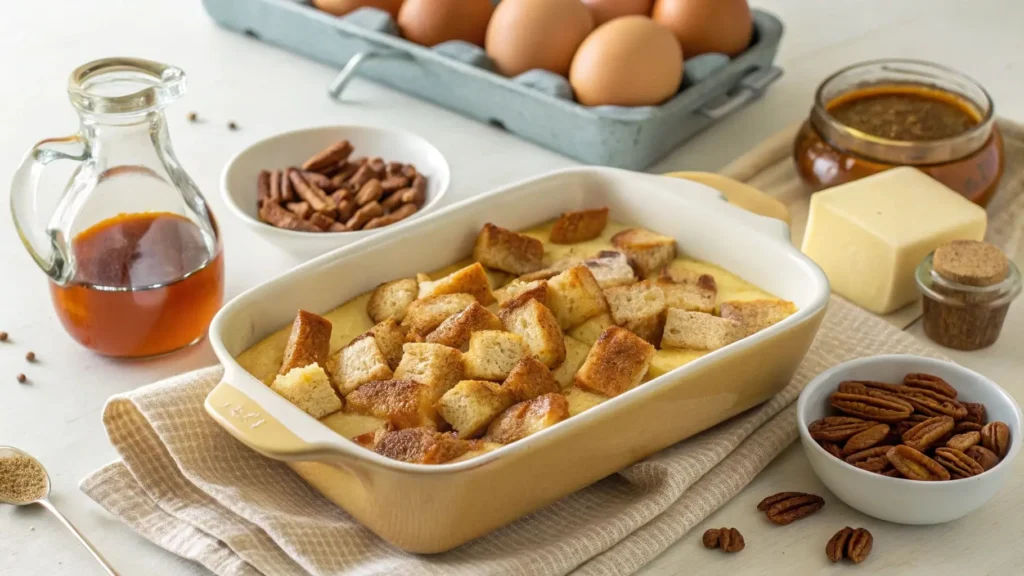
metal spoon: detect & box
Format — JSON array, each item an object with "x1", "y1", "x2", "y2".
[{"x1": 0, "y1": 446, "x2": 119, "y2": 575}]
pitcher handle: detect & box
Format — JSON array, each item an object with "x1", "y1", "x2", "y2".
[{"x1": 10, "y1": 134, "x2": 90, "y2": 282}]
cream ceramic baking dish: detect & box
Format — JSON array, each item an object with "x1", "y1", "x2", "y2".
[{"x1": 205, "y1": 167, "x2": 830, "y2": 553}]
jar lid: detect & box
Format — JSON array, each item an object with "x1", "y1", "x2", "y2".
[{"x1": 933, "y1": 240, "x2": 1009, "y2": 287}]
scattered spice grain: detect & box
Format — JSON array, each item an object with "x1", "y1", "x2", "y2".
[
  {"x1": 25, "y1": 351, "x2": 35, "y2": 362},
  {"x1": 16, "y1": 374, "x2": 26, "y2": 383},
  {"x1": 186, "y1": 112, "x2": 198, "y2": 122},
  {"x1": 0, "y1": 331, "x2": 7, "y2": 342},
  {"x1": 0, "y1": 455, "x2": 47, "y2": 503},
  {"x1": 227, "y1": 121, "x2": 238, "y2": 131}
]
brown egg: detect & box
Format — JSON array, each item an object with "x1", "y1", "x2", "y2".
[
  {"x1": 582, "y1": 0, "x2": 653, "y2": 25},
  {"x1": 652, "y1": 0, "x2": 752, "y2": 57},
  {"x1": 313, "y1": 0, "x2": 404, "y2": 18},
  {"x1": 398, "y1": 0, "x2": 494, "y2": 47},
  {"x1": 486, "y1": 0, "x2": 594, "y2": 77},
  {"x1": 570, "y1": 16, "x2": 683, "y2": 107}
]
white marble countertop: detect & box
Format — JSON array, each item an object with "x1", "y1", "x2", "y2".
[{"x1": 1, "y1": 0, "x2": 1022, "y2": 574}]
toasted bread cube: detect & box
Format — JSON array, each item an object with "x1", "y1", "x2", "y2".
[
  {"x1": 326, "y1": 335, "x2": 393, "y2": 396},
  {"x1": 564, "y1": 387, "x2": 609, "y2": 416},
  {"x1": 279, "y1": 310, "x2": 333, "y2": 375},
  {"x1": 393, "y1": 342, "x2": 464, "y2": 400},
  {"x1": 499, "y1": 299, "x2": 566, "y2": 368},
  {"x1": 517, "y1": 257, "x2": 583, "y2": 283},
  {"x1": 345, "y1": 379, "x2": 442, "y2": 429},
  {"x1": 719, "y1": 299, "x2": 797, "y2": 336},
  {"x1": 604, "y1": 283, "x2": 667, "y2": 345},
  {"x1": 573, "y1": 326, "x2": 656, "y2": 397},
  {"x1": 584, "y1": 250, "x2": 637, "y2": 288},
  {"x1": 462, "y1": 330, "x2": 529, "y2": 381},
  {"x1": 656, "y1": 279, "x2": 715, "y2": 314},
  {"x1": 359, "y1": 427, "x2": 471, "y2": 464},
  {"x1": 549, "y1": 207, "x2": 609, "y2": 244},
  {"x1": 611, "y1": 228, "x2": 677, "y2": 277},
  {"x1": 364, "y1": 318, "x2": 406, "y2": 370},
  {"x1": 503, "y1": 357, "x2": 560, "y2": 402},
  {"x1": 661, "y1": 308, "x2": 743, "y2": 351},
  {"x1": 435, "y1": 380, "x2": 516, "y2": 438},
  {"x1": 494, "y1": 279, "x2": 548, "y2": 310},
  {"x1": 426, "y1": 302, "x2": 503, "y2": 351},
  {"x1": 473, "y1": 223, "x2": 544, "y2": 275},
  {"x1": 271, "y1": 363, "x2": 342, "y2": 419},
  {"x1": 367, "y1": 278, "x2": 418, "y2": 323},
  {"x1": 401, "y1": 293, "x2": 476, "y2": 336},
  {"x1": 547, "y1": 266, "x2": 609, "y2": 329},
  {"x1": 661, "y1": 267, "x2": 718, "y2": 291},
  {"x1": 484, "y1": 393, "x2": 570, "y2": 443},
  {"x1": 567, "y1": 313, "x2": 614, "y2": 346},
  {"x1": 418, "y1": 262, "x2": 495, "y2": 305},
  {"x1": 552, "y1": 336, "x2": 592, "y2": 389}
]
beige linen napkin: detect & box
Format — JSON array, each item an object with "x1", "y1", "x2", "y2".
[{"x1": 81, "y1": 120, "x2": 1024, "y2": 576}]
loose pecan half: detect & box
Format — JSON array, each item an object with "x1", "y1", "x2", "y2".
[
  {"x1": 825, "y1": 527, "x2": 853, "y2": 562},
  {"x1": 965, "y1": 445, "x2": 1001, "y2": 471},
  {"x1": 901, "y1": 416, "x2": 955, "y2": 452},
  {"x1": 702, "y1": 528, "x2": 744, "y2": 552},
  {"x1": 819, "y1": 441, "x2": 844, "y2": 459},
  {"x1": 843, "y1": 424, "x2": 890, "y2": 455},
  {"x1": 702, "y1": 528, "x2": 720, "y2": 548},
  {"x1": 845, "y1": 446, "x2": 892, "y2": 472},
  {"x1": 946, "y1": 431, "x2": 981, "y2": 452},
  {"x1": 809, "y1": 417, "x2": 875, "y2": 442},
  {"x1": 963, "y1": 402, "x2": 987, "y2": 425},
  {"x1": 886, "y1": 445, "x2": 951, "y2": 481},
  {"x1": 981, "y1": 421, "x2": 1011, "y2": 458},
  {"x1": 757, "y1": 491, "x2": 806, "y2": 511},
  {"x1": 830, "y1": 392, "x2": 913, "y2": 423},
  {"x1": 847, "y1": 528, "x2": 873, "y2": 564},
  {"x1": 903, "y1": 373, "x2": 957, "y2": 398},
  {"x1": 954, "y1": 421, "x2": 983, "y2": 433},
  {"x1": 896, "y1": 388, "x2": 968, "y2": 420},
  {"x1": 763, "y1": 493, "x2": 825, "y2": 525},
  {"x1": 934, "y1": 447, "x2": 984, "y2": 479}
]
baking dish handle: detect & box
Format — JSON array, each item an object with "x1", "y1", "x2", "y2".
[
  {"x1": 657, "y1": 173, "x2": 791, "y2": 241},
  {"x1": 327, "y1": 48, "x2": 413, "y2": 100}
]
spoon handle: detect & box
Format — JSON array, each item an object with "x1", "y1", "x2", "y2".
[{"x1": 38, "y1": 498, "x2": 119, "y2": 576}]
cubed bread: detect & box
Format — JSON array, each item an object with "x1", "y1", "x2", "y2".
[
  {"x1": 517, "y1": 257, "x2": 583, "y2": 283},
  {"x1": 345, "y1": 379, "x2": 442, "y2": 429},
  {"x1": 418, "y1": 262, "x2": 495, "y2": 305},
  {"x1": 584, "y1": 250, "x2": 637, "y2": 288},
  {"x1": 719, "y1": 299, "x2": 797, "y2": 336},
  {"x1": 661, "y1": 267, "x2": 718, "y2": 292},
  {"x1": 426, "y1": 302, "x2": 503, "y2": 351},
  {"x1": 401, "y1": 293, "x2": 477, "y2": 336},
  {"x1": 364, "y1": 318, "x2": 406, "y2": 370},
  {"x1": 499, "y1": 299, "x2": 566, "y2": 368},
  {"x1": 549, "y1": 207, "x2": 609, "y2": 244},
  {"x1": 566, "y1": 313, "x2": 614, "y2": 346},
  {"x1": 546, "y1": 266, "x2": 609, "y2": 329},
  {"x1": 661, "y1": 308, "x2": 743, "y2": 351},
  {"x1": 326, "y1": 335, "x2": 393, "y2": 396},
  {"x1": 362, "y1": 427, "x2": 471, "y2": 464},
  {"x1": 393, "y1": 342, "x2": 464, "y2": 400},
  {"x1": 494, "y1": 279, "x2": 548, "y2": 310},
  {"x1": 462, "y1": 330, "x2": 529, "y2": 381},
  {"x1": 472, "y1": 223, "x2": 544, "y2": 274},
  {"x1": 573, "y1": 326, "x2": 656, "y2": 397},
  {"x1": 611, "y1": 228, "x2": 677, "y2": 277},
  {"x1": 435, "y1": 380, "x2": 516, "y2": 438},
  {"x1": 656, "y1": 279, "x2": 715, "y2": 314},
  {"x1": 367, "y1": 278, "x2": 418, "y2": 323},
  {"x1": 552, "y1": 336, "x2": 592, "y2": 389},
  {"x1": 271, "y1": 363, "x2": 342, "y2": 419},
  {"x1": 564, "y1": 387, "x2": 609, "y2": 416},
  {"x1": 279, "y1": 310, "x2": 332, "y2": 375},
  {"x1": 604, "y1": 283, "x2": 667, "y2": 345},
  {"x1": 503, "y1": 356, "x2": 560, "y2": 402},
  {"x1": 483, "y1": 393, "x2": 570, "y2": 443}
]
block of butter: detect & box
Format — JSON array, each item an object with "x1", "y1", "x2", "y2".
[{"x1": 801, "y1": 167, "x2": 987, "y2": 314}]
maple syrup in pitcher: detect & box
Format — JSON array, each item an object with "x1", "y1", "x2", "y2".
[{"x1": 11, "y1": 58, "x2": 223, "y2": 357}]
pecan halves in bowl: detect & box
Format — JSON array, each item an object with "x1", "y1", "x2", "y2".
[
  {"x1": 809, "y1": 417, "x2": 875, "y2": 442},
  {"x1": 903, "y1": 373, "x2": 958, "y2": 399},
  {"x1": 842, "y1": 423, "x2": 890, "y2": 455},
  {"x1": 758, "y1": 492, "x2": 825, "y2": 525},
  {"x1": 826, "y1": 527, "x2": 872, "y2": 563},
  {"x1": 885, "y1": 445, "x2": 951, "y2": 481},
  {"x1": 845, "y1": 446, "x2": 892, "y2": 472},
  {"x1": 829, "y1": 392, "x2": 913, "y2": 423},
  {"x1": 896, "y1": 388, "x2": 968, "y2": 420},
  {"x1": 901, "y1": 416, "x2": 954, "y2": 452},
  {"x1": 965, "y1": 445, "x2": 1001, "y2": 471},
  {"x1": 946, "y1": 431, "x2": 981, "y2": 452},
  {"x1": 934, "y1": 447, "x2": 985, "y2": 479},
  {"x1": 980, "y1": 421, "x2": 1011, "y2": 458}
]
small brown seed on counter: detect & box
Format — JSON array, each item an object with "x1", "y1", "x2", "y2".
[
  {"x1": 0, "y1": 331, "x2": 7, "y2": 342},
  {"x1": 25, "y1": 351, "x2": 35, "y2": 362},
  {"x1": 186, "y1": 112, "x2": 198, "y2": 122},
  {"x1": 227, "y1": 121, "x2": 238, "y2": 130},
  {"x1": 16, "y1": 374, "x2": 27, "y2": 383}
]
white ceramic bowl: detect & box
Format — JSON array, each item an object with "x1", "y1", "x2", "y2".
[
  {"x1": 797, "y1": 354, "x2": 1021, "y2": 525},
  {"x1": 221, "y1": 125, "x2": 450, "y2": 260}
]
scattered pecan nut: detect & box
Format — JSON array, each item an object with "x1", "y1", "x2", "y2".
[
  {"x1": 830, "y1": 392, "x2": 913, "y2": 423},
  {"x1": 825, "y1": 527, "x2": 853, "y2": 562},
  {"x1": 826, "y1": 526, "x2": 873, "y2": 563},
  {"x1": 758, "y1": 492, "x2": 825, "y2": 525},
  {"x1": 980, "y1": 421, "x2": 1011, "y2": 458},
  {"x1": 933, "y1": 447, "x2": 984, "y2": 479},
  {"x1": 886, "y1": 445, "x2": 951, "y2": 481},
  {"x1": 903, "y1": 373, "x2": 957, "y2": 399},
  {"x1": 901, "y1": 416, "x2": 954, "y2": 452},
  {"x1": 946, "y1": 431, "x2": 981, "y2": 452},
  {"x1": 965, "y1": 445, "x2": 1001, "y2": 471},
  {"x1": 843, "y1": 423, "x2": 890, "y2": 455},
  {"x1": 809, "y1": 417, "x2": 875, "y2": 442},
  {"x1": 703, "y1": 528, "x2": 744, "y2": 553}
]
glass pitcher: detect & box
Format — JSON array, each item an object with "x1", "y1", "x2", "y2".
[{"x1": 10, "y1": 58, "x2": 224, "y2": 358}]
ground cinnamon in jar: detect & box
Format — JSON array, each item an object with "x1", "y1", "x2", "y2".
[
  {"x1": 917, "y1": 240, "x2": 1021, "y2": 350},
  {"x1": 0, "y1": 455, "x2": 47, "y2": 503}
]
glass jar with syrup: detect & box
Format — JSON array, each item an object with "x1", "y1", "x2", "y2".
[
  {"x1": 794, "y1": 59, "x2": 1004, "y2": 206},
  {"x1": 10, "y1": 58, "x2": 223, "y2": 358}
]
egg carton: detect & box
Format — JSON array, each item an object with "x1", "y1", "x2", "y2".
[{"x1": 202, "y1": 0, "x2": 784, "y2": 169}]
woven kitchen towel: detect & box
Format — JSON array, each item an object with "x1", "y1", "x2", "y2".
[{"x1": 80, "y1": 120, "x2": 1024, "y2": 576}]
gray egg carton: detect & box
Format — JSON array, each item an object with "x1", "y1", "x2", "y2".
[{"x1": 202, "y1": 0, "x2": 784, "y2": 169}]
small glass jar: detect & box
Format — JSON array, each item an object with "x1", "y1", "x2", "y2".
[
  {"x1": 794, "y1": 59, "x2": 1004, "y2": 206},
  {"x1": 916, "y1": 253, "x2": 1021, "y2": 351}
]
